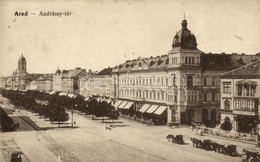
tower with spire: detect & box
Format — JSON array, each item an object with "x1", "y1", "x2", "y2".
[{"x1": 17, "y1": 54, "x2": 27, "y2": 75}]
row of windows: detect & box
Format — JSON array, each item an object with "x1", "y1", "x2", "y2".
[
  {"x1": 223, "y1": 82, "x2": 257, "y2": 96},
  {"x1": 224, "y1": 99, "x2": 256, "y2": 111},
  {"x1": 202, "y1": 92, "x2": 218, "y2": 101},
  {"x1": 120, "y1": 89, "x2": 167, "y2": 101},
  {"x1": 185, "y1": 56, "x2": 195, "y2": 64},
  {"x1": 237, "y1": 84, "x2": 256, "y2": 97},
  {"x1": 119, "y1": 76, "x2": 177, "y2": 87},
  {"x1": 203, "y1": 78, "x2": 217, "y2": 86},
  {"x1": 234, "y1": 99, "x2": 255, "y2": 111}
]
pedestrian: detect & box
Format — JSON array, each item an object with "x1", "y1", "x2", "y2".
[{"x1": 73, "y1": 120, "x2": 76, "y2": 126}]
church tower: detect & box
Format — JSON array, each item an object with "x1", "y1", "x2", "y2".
[{"x1": 18, "y1": 54, "x2": 27, "y2": 74}]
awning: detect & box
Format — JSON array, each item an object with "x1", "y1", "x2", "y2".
[
  {"x1": 106, "y1": 99, "x2": 112, "y2": 104},
  {"x1": 146, "y1": 105, "x2": 159, "y2": 113},
  {"x1": 118, "y1": 101, "x2": 128, "y2": 109},
  {"x1": 68, "y1": 93, "x2": 76, "y2": 98},
  {"x1": 138, "y1": 104, "x2": 151, "y2": 113},
  {"x1": 154, "y1": 106, "x2": 167, "y2": 115},
  {"x1": 58, "y1": 92, "x2": 68, "y2": 96},
  {"x1": 49, "y1": 91, "x2": 56, "y2": 95},
  {"x1": 123, "y1": 102, "x2": 134, "y2": 109},
  {"x1": 84, "y1": 97, "x2": 90, "y2": 101},
  {"x1": 96, "y1": 98, "x2": 101, "y2": 102},
  {"x1": 113, "y1": 100, "x2": 122, "y2": 108}
]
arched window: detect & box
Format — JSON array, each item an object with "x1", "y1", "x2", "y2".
[
  {"x1": 187, "y1": 76, "x2": 193, "y2": 87},
  {"x1": 224, "y1": 99, "x2": 230, "y2": 110}
]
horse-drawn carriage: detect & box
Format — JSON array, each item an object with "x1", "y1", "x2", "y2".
[
  {"x1": 190, "y1": 138, "x2": 237, "y2": 156},
  {"x1": 166, "y1": 134, "x2": 184, "y2": 144}
]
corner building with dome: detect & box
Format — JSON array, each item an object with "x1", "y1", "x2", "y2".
[{"x1": 111, "y1": 19, "x2": 260, "y2": 126}]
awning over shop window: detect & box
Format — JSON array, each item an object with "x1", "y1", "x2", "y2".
[
  {"x1": 84, "y1": 97, "x2": 90, "y2": 101},
  {"x1": 118, "y1": 101, "x2": 128, "y2": 109},
  {"x1": 138, "y1": 104, "x2": 151, "y2": 113},
  {"x1": 49, "y1": 91, "x2": 56, "y2": 95},
  {"x1": 146, "y1": 105, "x2": 159, "y2": 113},
  {"x1": 58, "y1": 92, "x2": 68, "y2": 96},
  {"x1": 113, "y1": 100, "x2": 122, "y2": 108},
  {"x1": 123, "y1": 102, "x2": 134, "y2": 109},
  {"x1": 154, "y1": 106, "x2": 167, "y2": 115},
  {"x1": 68, "y1": 93, "x2": 76, "y2": 98}
]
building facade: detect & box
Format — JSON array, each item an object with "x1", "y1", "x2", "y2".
[
  {"x1": 112, "y1": 19, "x2": 260, "y2": 125},
  {"x1": 52, "y1": 67, "x2": 86, "y2": 94},
  {"x1": 79, "y1": 68, "x2": 113, "y2": 99},
  {"x1": 36, "y1": 74, "x2": 53, "y2": 92},
  {"x1": 220, "y1": 60, "x2": 260, "y2": 133}
]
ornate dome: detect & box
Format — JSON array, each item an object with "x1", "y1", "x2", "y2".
[
  {"x1": 172, "y1": 19, "x2": 197, "y2": 50},
  {"x1": 19, "y1": 54, "x2": 26, "y2": 62},
  {"x1": 56, "y1": 68, "x2": 61, "y2": 75}
]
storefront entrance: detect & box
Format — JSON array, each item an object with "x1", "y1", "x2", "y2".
[{"x1": 236, "y1": 115, "x2": 257, "y2": 133}]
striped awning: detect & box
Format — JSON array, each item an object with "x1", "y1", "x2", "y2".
[
  {"x1": 123, "y1": 102, "x2": 134, "y2": 109},
  {"x1": 154, "y1": 106, "x2": 167, "y2": 115},
  {"x1": 138, "y1": 104, "x2": 151, "y2": 113},
  {"x1": 113, "y1": 100, "x2": 122, "y2": 108},
  {"x1": 68, "y1": 93, "x2": 76, "y2": 98},
  {"x1": 118, "y1": 101, "x2": 128, "y2": 109},
  {"x1": 146, "y1": 105, "x2": 159, "y2": 113}
]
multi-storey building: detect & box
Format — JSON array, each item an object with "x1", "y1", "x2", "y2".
[
  {"x1": 79, "y1": 67, "x2": 113, "y2": 99},
  {"x1": 52, "y1": 67, "x2": 86, "y2": 94},
  {"x1": 220, "y1": 60, "x2": 260, "y2": 133},
  {"x1": 112, "y1": 18, "x2": 260, "y2": 125},
  {"x1": 36, "y1": 74, "x2": 53, "y2": 92}
]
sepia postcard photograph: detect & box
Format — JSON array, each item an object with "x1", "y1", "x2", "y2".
[{"x1": 0, "y1": 0, "x2": 260, "y2": 161}]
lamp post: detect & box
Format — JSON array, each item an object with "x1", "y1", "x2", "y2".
[{"x1": 72, "y1": 104, "x2": 77, "y2": 128}]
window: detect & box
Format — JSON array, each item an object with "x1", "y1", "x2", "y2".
[
  {"x1": 172, "y1": 75, "x2": 176, "y2": 86},
  {"x1": 224, "y1": 99, "x2": 230, "y2": 110},
  {"x1": 212, "y1": 78, "x2": 215, "y2": 86},
  {"x1": 187, "y1": 76, "x2": 193, "y2": 87},
  {"x1": 223, "y1": 82, "x2": 231, "y2": 93},
  {"x1": 203, "y1": 78, "x2": 207, "y2": 86},
  {"x1": 237, "y1": 84, "x2": 242, "y2": 96},
  {"x1": 166, "y1": 78, "x2": 168, "y2": 86},
  {"x1": 251, "y1": 85, "x2": 256, "y2": 96},
  {"x1": 212, "y1": 93, "x2": 215, "y2": 101},
  {"x1": 203, "y1": 93, "x2": 207, "y2": 101}
]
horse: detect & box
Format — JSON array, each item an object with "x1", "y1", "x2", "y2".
[
  {"x1": 166, "y1": 134, "x2": 174, "y2": 142},
  {"x1": 190, "y1": 138, "x2": 203, "y2": 148}
]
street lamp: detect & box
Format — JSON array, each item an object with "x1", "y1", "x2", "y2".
[{"x1": 72, "y1": 104, "x2": 77, "y2": 128}]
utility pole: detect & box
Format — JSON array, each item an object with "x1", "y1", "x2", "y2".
[{"x1": 72, "y1": 104, "x2": 76, "y2": 128}]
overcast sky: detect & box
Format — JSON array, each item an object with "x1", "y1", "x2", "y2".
[{"x1": 0, "y1": 0, "x2": 259, "y2": 76}]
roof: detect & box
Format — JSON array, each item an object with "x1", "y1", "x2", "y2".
[
  {"x1": 21, "y1": 74, "x2": 43, "y2": 81},
  {"x1": 97, "y1": 67, "x2": 112, "y2": 75},
  {"x1": 60, "y1": 68, "x2": 86, "y2": 78},
  {"x1": 36, "y1": 74, "x2": 53, "y2": 81},
  {"x1": 221, "y1": 60, "x2": 260, "y2": 78},
  {"x1": 171, "y1": 19, "x2": 198, "y2": 50},
  {"x1": 201, "y1": 53, "x2": 260, "y2": 72}
]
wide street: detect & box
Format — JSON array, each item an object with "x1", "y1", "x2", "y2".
[{"x1": 0, "y1": 95, "x2": 258, "y2": 162}]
